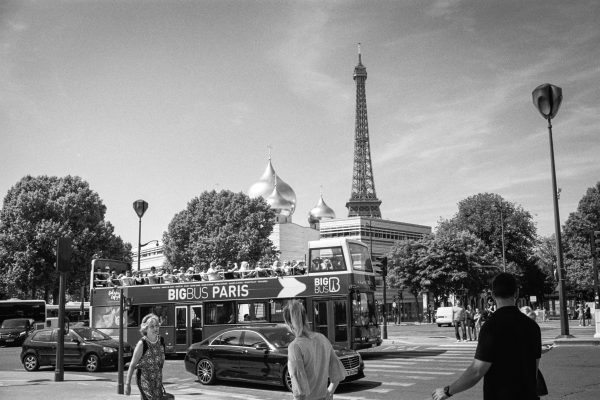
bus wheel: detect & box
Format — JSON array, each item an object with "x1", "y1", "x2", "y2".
[
  {"x1": 85, "y1": 354, "x2": 100, "y2": 372},
  {"x1": 23, "y1": 353, "x2": 40, "y2": 371},
  {"x1": 197, "y1": 358, "x2": 216, "y2": 385},
  {"x1": 282, "y1": 367, "x2": 293, "y2": 392}
]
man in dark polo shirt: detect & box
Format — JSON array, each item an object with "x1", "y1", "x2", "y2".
[{"x1": 432, "y1": 273, "x2": 541, "y2": 400}]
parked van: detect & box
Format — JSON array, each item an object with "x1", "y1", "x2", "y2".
[{"x1": 435, "y1": 307, "x2": 454, "y2": 327}]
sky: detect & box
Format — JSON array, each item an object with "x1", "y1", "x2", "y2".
[{"x1": 1, "y1": 0, "x2": 599, "y2": 248}]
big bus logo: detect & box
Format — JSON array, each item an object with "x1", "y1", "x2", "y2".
[
  {"x1": 108, "y1": 289, "x2": 121, "y2": 301},
  {"x1": 314, "y1": 277, "x2": 340, "y2": 294}
]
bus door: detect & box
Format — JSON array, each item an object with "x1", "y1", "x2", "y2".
[
  {"x1": 175, "y1": 306, "x2": 188, "y2": 352},
  {"x1": 190, "y1": 304, "x2": 203, "y2": 344},
  {"x1": 312, "y1": 298, "x2": 350, "y2": 348}
]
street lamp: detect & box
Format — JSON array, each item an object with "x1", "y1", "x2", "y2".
[
  {"x1": 532, "y1": 83, "x2": 571, "y2": 338},
  {"x1": 133, "y1": 199, "x2": 149, "y2": 272},
  {"x1": 497, "y1": 200, "x2": 506, "y2": 272}
]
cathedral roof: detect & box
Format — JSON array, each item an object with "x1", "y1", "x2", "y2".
[
  {"x1": 248, "y1": 158, "x2": 296, "y2": 215},
  {"x1": 308, "y1": 194, "x2": 336, "y2": 222}
]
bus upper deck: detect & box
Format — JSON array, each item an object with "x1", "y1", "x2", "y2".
[{"x1": 90, "y1": 238, "x2": 381, "y2": 353}]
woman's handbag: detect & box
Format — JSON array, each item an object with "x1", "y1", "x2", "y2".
[{"x1": 537, "y1": 369, "x2": 548, "y2": 396}]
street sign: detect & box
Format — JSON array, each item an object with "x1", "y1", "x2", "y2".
[{"x1": 56, "y1": 237, "x2": 72, "y2": 273}]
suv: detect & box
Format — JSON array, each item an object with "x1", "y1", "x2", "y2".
[
  {"x1": 21, "y1": 327, "x2": 133, "y2": 372},
  {"x1": 0, "y1": 318, "x2": 34, "y2": 346}
]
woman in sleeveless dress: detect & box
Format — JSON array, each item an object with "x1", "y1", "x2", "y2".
[{"x1": 125, "y1": 313, "x2": 166, "y2": 399}]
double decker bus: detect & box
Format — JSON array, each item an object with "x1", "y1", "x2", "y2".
[
  {"x1": 0, "y1": 299, "x2": 46, "y2": 326},
  {"x1": 89, "y1": 238, "x2": 381, "y2": 354},
  {"x1": 46, "y1": 301, "x2": 90, "y2": 326}
]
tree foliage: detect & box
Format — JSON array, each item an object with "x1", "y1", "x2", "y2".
[
  {"x1": 0, "y1": 175, "x2": 131, "y2": 302},
  {"x1": 163, "y1": 190, "x2": 277, "y2": 270},
  {"x1": 440, "y1": 193, "x2": 545, "y2": 297},
  {"x1": 562, "y1": 182, "x2": 600, "y2": 297},
  {"x1": 388, "y1": 228, "x2": 495, "y2": 306}
]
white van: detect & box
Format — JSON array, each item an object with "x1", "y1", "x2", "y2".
[{"x1": 435, "y1": 307, "x2": 454, "y2": 327}]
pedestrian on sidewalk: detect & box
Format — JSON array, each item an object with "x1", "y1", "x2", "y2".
[
  {"x1": 473, "y1": 307, "x2": 482, "y2": 341},
  {"x1": 125, "y1": 313, "x2": 167, "y2": 399},
  {"x1": 465, "y1": 305, "x2": 475, "y2": 341},
  {"x1": 578, "y1": 303, "x2": 585, "y2": 326},
  {"x1": 284, "y1": 300, "x2": 347, "y2": 400},
  {"x1": 452, "y1": 300, "x2": 466, "y2": 342},
  {"x1": 431, "y1": 273, "x2": 542, "y2": 400}
]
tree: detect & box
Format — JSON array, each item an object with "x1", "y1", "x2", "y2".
[
  {"x1": 388, "y1": 228, "x2": 495, "y2": 307},
  {"x1": 562, "y1": 182, "x2": 600, "y2": 297},
  {"x1": 0, "y1": 175, "x2": 131, "y2": 302},
  {"x1": 441, "y1": 193, "x2": 543, "y2": 297},
  {"x1": 163, "y1": 190, "x2": 277, "y2": 270}
]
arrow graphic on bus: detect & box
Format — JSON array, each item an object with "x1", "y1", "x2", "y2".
[{"x1": 277, "y1": 278, "x2": 307, "y2": 298}]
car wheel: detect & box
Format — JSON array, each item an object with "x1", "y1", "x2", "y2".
[
  {"x1": 23, "y1": 353, "x2": 40, "y2": 372},
  {"x1": 85, "y1": 354, "x2": 100, "y2": 372},
  {"x1": 196, "y1": 358, "x2": 216, "y2": 385},
  {"x1": 282, "y1": 367, "x2": 293, "y2": 392}
]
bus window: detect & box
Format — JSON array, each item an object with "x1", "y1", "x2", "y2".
[
  {"x1": 352, "y1": 292, "x2": 377, "y2": 327},
  {"x1": 204, "y1": 302, "x2": 235, "y2": 325},
  {"x1": 93, "y1": 306, "x2": 120, "y2": 329},
  {"x1": 269, "y1": 299, "x2": 305, "y2": 323},
  {"x1": 349, "y1": 243, "x2": 373, "y2": 272},
  {"x1": 126, "y1": 306, "x2": 139, "y2": 327},
  {"x1": 237, "y1": 302, "x2": 267, "y2": 322},
  {"x1": 309, "y1": 247, "x2": 346, "y2": 272},
  {"x1": 139, "y1": 305, "x2": 171, "y2": 326}
]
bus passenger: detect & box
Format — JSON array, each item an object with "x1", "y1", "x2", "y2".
[
  {"x1": 271, "y1": 260, "x2": 283, "y2": 277},
  {"x1": 147, "y1": 267, "x2": 160, "y2": 285},
  {"x1": 206, "y1": 262, "x2": 222, "y2": 281},
  {"x1": 133, "y1": 271, "x2": 144, "y2": 285},
  {"x1": 108, "y1": 270, "x2": 121, "y2": 287},
  {"x1": 238, "y1": 261, "x2": 254, "y2": 278},
  {"x1": 94, "y1": 267, "x2": 108, "y2": 287},
  {"x1": 120, "y1": 270, "x2": 136, "y2": 286}
]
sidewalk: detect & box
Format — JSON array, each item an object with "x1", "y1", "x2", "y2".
[{"x1": 0, "y1": 370, "x2": 136, "y2": 400}]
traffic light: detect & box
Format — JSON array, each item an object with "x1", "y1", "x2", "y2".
[
  {"x1": 379, "y1": 256, "x2": 388, "y2": 277},
  {"x1": 56, "y1": 237, "x2": 72, "y2": 273}
]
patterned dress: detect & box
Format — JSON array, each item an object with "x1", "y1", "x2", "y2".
[{"x1": 136, "y1": 336, "x2": 165, "y2": 400}]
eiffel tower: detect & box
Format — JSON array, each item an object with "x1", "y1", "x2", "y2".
[{"x1": 346, "y1": 44, "x2": 382, "y2": 218}]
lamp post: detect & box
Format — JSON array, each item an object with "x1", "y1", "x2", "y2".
[
  {"x1": 532, "y1": 83, "x2": 571, "y2": 338},
  {"x1": 498, "y1": 200, "x2": 506, "y2": 272},
  {"x1": 133, "y1": 200, "x2": 149, "y2": 272}
]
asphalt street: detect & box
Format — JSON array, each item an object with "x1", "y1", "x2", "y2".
[{"x1": 1, "y1": 319, "x2": 598, "y2": 400}]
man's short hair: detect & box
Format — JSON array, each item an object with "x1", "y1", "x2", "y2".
[{"x1": 492, "y1": 272, "x2": 518, "y2": 298}]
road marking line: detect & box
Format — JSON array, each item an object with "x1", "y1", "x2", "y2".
[
  {"x1": 366, "y1": 368, "x2": 454, "y2": 375},
  {"x1": 382, "y1": 382, "x2": 416, "y2": 387}
]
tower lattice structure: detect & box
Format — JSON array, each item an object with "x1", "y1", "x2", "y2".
[{"x1": 346, "y1": 45, "x2": 382, "y2": 218}]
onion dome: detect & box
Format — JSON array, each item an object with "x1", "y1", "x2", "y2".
[
  {"x1": 266, "y1": 185, "x2": 293, "y2": 217},
  {"x1": 248, "y1": 158, "x2": 296, "y2": 214},
  {"x1": 308, "y1": 194, "x2": 336, "y2": 222}
]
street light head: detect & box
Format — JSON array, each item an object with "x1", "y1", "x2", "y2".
[
  {"x1": 133, "y1": 199, "x2": 149, "y2": 219},
  {"x1": 532, "y1": 83, "x2": 562, "y2": 120}
]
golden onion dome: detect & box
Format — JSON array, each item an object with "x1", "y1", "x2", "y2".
[
  {"x1": 266, "y1": 185, "x2": 293, "y2": 216},
  {"x1": 308, "y1": 195, "x2": 336, "y2": 221},
  {"x1": 248, "y1": 159, "x2": 296, "y2": 214}
]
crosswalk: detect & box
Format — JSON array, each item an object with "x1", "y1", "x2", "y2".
[{"x1": 160, "y1": 343, "x2": 479, "y2": 399}]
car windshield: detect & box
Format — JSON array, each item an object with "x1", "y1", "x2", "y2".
[
  {"x1": 263, "y1": 329, "x2": 295, "y2": 348},
  {"x1": 1, "y1": 319, "x2": 27, "y2": 329},
  {"x1": 72, "y1": 327, "x2": 111, "y2": 341}
]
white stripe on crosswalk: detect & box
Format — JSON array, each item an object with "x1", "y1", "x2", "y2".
[
  {"x1": 382, "y1": 382, "x2": 416, "y2": 387},
  {"x1": 365, "y1": 363, "x2": 463, "y2": 371},
  {"x1": 366, "y1": 368, "x2": 455, "y2": 375}
]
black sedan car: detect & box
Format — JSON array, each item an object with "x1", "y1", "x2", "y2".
[
  {"x1": 0, "y1": 318, "x2": 35, "y2": 346},
  {"x1": 184, "y1": 324, "x2": 364, "y2": 391},
  {"x1": 21, "y1": 327, "x2": 133, "y2": 372}
]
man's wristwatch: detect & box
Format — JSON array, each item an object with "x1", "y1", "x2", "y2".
[{"x1": 443, "y1": 385, "x2": 453, "y2": 397}]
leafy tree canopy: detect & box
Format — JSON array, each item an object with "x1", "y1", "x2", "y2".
[
  {"x1": 439, "y1": 193, "x2": 545, "y2": 296},
  {"x1": 0, "y1": 175, "x2": 131, "y2": 302},
  {"x1": 562, "y1": 182, "x2": 600, "y2": 296},
  {"x1": 163, "y1": 190, "x2": 277, "y2": 270}
]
